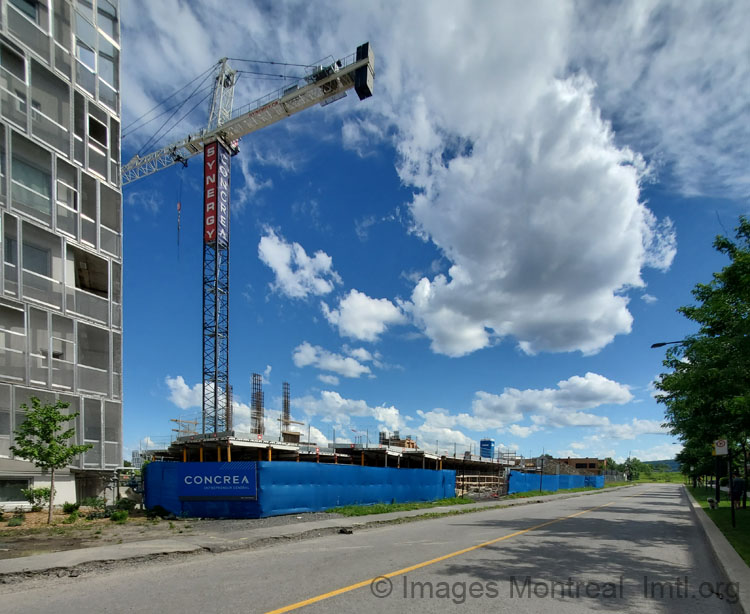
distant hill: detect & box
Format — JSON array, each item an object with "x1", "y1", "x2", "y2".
[{"x1": 644, "y1": 459, "x2": 680, "y2": 472}]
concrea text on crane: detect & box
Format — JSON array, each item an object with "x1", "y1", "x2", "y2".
[{"x1": 204, "y1": 141, "x2": 230, "y2": 245}]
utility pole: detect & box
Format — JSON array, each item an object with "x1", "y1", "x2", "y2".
[{"x1": 539, "y1": 448, "x2": 545, "y2": 493}]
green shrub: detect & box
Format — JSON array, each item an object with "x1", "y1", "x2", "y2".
[
  {"x1": 115, "y1": 498, "x2": 136, "y2": 512},
  {"x1": 20, "y1": 487, "x2": 51, "y2": 512},
  {"x1": 7, "y1": 515, "x2": 24, "y2": 527},
  {"x1": 62, "y1": 501, "x2": 80, "y2": 514},
  {"x1": 720, "y1": 477, "x2": 729, "y2": 487},
  {"x1": 62, "y1": 510, "x2": 79, "y2": 524},
  {"x1": 109, "y1": 510, "x2": 128, "y2": 523},
  {"x1": 80, "y1": 496, "x2": 106, "y2": 510}
]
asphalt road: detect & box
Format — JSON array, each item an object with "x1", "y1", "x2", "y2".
[{"x1": 0, "y1": 484, "x2": 734, "y2": 613}]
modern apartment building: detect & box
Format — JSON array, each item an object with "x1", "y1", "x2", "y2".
[{"x1": 0, "y1": 0, "x2": 121, "y2": 506}]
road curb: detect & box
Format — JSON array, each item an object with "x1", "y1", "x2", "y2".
[
  {"x1": 685, "y1": 485, "x2": 750, "y2": 613},
  {"x1": 0, "y1": 483, "x2": 635, "y2": 583}
]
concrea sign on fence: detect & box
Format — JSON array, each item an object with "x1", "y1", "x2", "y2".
[
  {"x1": 179, "y1": 462, "x2": 257, "y2": 500},
  {"x1": 145, "y1": 461, "x2": 456, "y2": 518}
]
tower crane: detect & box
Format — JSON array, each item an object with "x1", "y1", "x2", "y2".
[{"x1": 121, "y1": 44, "x2": 374, "y2": 436}]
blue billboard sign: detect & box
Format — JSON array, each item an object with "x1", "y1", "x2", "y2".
[
  {"x1": 480, "y1": 439, "x2": 495, "y2": 459},
  {"x1": 178, "y1": 462, "x2": 257, "y2": 500}
]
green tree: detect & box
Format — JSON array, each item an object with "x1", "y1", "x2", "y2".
[
  {"x1": 624, "y1": 457, "x2": 647, "y2": 480},
  {"x1": 656, "y1": 217, "x2": 750, "y2": 466},
  {"x1": 10, "y1": 397, "x2": 92, "y2": 524},
  {"x1": 604, "y1": 457, "x2": 624, "y2": 472}
]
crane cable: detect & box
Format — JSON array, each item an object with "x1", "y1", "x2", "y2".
[
  {"x1": 136, "y1": 70, "x2": 216, "y2": 157},
  {"x1": 123, "y1": 62, "x2": 218, "y2": 137},
  {"x1": 121, "y1": 84, "x2": 214, "y2": 140}
]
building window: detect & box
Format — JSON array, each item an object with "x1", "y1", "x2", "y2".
[
  {"x1": 0, "y1": 478, "x2": 31, "y2": 502},
  {"x1": 11, "y1": 157, "x2": 52, "y2": 216},
  {"x1": 75, "y1": 11, "x2": 96, "y2": 71},
  {"x1": 0, "y1": 43, "x2": 26, "y2": 81},
  {"x1": 75, "y1": 40, "x2": 95, "y2": 72},
  {"x1": 88, "y1": 116, "x2": 107, "y2": 149},
  {"x1": 23, "y1": 242, "x2": 51, "y2": 277},
  {"x1": 97, "y1": 0, "x2": 118, "y2": 42},
  {"x1": 4, "y1": 236, "x2": 18, "y2": 265},
  {"x1": 76, "y1": 0, "x2": 94, "y2": 22},
  {"x1": 9, "y1": 0, "x2": 38, "y2": 23}
]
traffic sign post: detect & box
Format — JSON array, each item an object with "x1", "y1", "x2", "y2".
[{"x1": 715, "y1": 439, "x2": 729, "y2": 455}]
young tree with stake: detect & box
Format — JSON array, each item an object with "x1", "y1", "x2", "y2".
[{"x1": 10, "y1": 397, "x2": 92, "y2": 524}]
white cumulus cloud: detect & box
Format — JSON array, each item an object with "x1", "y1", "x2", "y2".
[
  {"x1": 258, "y1": 227, "x2": 341, "y2": 299},
  {"x1": 165, "y1": 375, "x2": 201, "y2": 409},
  {"x1": 322, "y1": 289, "x2": 406, "y2": 341},
  {"x1": 292, "y1": 341, "x2": 371, "y2": 378}
]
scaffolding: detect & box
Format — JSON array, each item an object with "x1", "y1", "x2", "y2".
[
  {"x1": 280, "y1": 381, "x2": 303, "y2": 443},
  {"x1": 171, "y1": 417, "x2": 199, "y2": 439},
  {"x1": 251, "y1": 373, "x2": 264, "y2": 437}
]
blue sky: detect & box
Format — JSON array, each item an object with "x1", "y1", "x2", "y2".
[{"x1": 118, "y1": 1, "x2": 749, "y2": 462}]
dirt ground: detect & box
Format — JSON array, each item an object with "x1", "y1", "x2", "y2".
[
  {"x1": 0, "y1": 508, "x2": 341, "y2": 560},
  {"x1": 0, "y1": 508, "x2": 193, "y2": 559}
]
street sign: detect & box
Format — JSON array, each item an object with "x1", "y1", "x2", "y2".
[{"x1": 714, "y1": 439, "x2": 728, "y2": 456}]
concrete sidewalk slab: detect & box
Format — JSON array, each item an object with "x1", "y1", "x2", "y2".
[
  {"x1": 0, "y1": 539, "x2": 201, "y2": 575},
  {"x1": 0, "y1": 484, "x2": 635, "y2": 580}
]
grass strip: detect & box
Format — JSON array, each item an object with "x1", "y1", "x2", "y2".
[
  {"x1": 688, "y1": 485, "x2": 750, "y2": 566},
  {"x1": 329, "y1": 484, "x2": 633, "y2": 515},
  {"x1": 327, "y1": 497, "x2": 474, "y2": 516}
]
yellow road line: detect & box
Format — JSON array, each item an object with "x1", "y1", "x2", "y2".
[{"x1": 264, "y1": 493, "x2": 637, "y2": 614}]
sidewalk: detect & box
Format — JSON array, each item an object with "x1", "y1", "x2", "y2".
[
  {"x1": 0, "y1": 485, "x2": 635, "y2": 582},
  {"x1": 685, "y1": 486, "x2": 750, "y2": 614}
]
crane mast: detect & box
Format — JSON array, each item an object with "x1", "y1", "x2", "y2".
[{"x1": 122, "y1": 44, "x2": 374, "y2": 435}]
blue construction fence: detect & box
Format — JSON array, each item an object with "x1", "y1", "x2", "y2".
[
  {"x1": 507, "y1": 470, "x2": 604, "y2": 494},
  {"x1": 144, "y1": 461, "x2": 456, "y2": 518}
]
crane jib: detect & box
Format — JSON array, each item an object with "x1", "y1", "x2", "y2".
[{"x1": 121, "y1": 43, "x2": 374, "y2": 186}]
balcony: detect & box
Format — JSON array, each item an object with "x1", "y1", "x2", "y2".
[
  {"x1": 0, "y1": 347, "x2": 24, "y2": 381},
  {"x1": 78, "y1": 363, "x2": 108, "y2": 395},
  {"x1": 31, "y1": 107, "x2": 70, "y2": 156},
  {"x1": 0, "y1": 69, "x2": 26, "y2": 129},
  {"x1": 66, "y1": 285, "x2": 108, "y2": 325},
  {"x1": 22, "y1": 268, "x2": 63, "y2": 310},
  {"x1": 29, "y1": 352, "x2": 47, "y2": 386},
  {"x1": 7, "y1": 5, "x2": 50, "y2": 62},
  {"x1": 12, "y1": 181, "x2": 52, "y2": 226},
  {"x1": 4, "y1": 262, "x2": 19, "y2": 296},
  {"x1": 100, "y1": 224, "x2": 120, "y2": 258},
  {"x1": 51, "y1": 357, "x2": 74, "y2": 390}
]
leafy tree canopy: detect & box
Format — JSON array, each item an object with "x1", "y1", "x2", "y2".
[{"x1": 656, "y1": 216, "x2": 750, "y2": 447}]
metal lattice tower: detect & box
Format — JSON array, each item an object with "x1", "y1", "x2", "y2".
[
  {"x1": 282, "y1": 382, "x2": 290, "y2": 432},
  {"x1": 207, "y1": 58, "x2": 237, "y2": 131},
  {"x1": 251, "y1": 373, "x2": 264, "y2": 437},
  {"x1": 202, "y1": 140, "x2": 231, "y2": 435}
]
